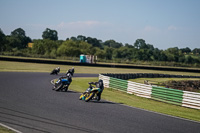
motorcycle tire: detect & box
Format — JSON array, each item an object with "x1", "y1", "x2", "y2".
[
  {"x1": 79, "y1": 93, "x2": 85, "y2": 100},
  {"x1": 63, "y1": 86, "x2": 68, "y2": 92},
  {"x1": 55, "y1": 83, "x2": 63, "y2": 91},
  {"x1": 85, "y1": 92, "x2": 95, "y2": 102}
]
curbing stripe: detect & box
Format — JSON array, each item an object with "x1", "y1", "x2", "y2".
[{"x1": 0, "y1": 123, "x2": 22, "y2": 133}]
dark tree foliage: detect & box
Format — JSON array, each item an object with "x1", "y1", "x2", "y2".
[
  {"x1": 86, "y1": 37, "x2": 102, "y2": 48},
  {"x1": 192, "y1": 48, "x2": 200, "y2": 54},
  {"x1": 77, "y1": 35, "x2": 86, "y2": 41},
  {"x1": 0, "y1": 28, "x2": 6, "y2": 51},
  {"x1": 180, "y1": 47, "x2": 191, "y2": 54},
  {"x1": 42, "y1": 28, "x2": 58, "y2": 41},
  {"x1": 1, "y1": 28, "x2": 200, "y2": 66},
  {"x1": 104, "y1": 40, "x2": 123, "y2": 48},
  {"x1": 8, "y1": 28, "x2": 32, "y2": 49}
]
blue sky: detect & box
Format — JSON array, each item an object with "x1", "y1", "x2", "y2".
[{"x1": 0, "y1": 0, "x2": 200, "y2": 50}]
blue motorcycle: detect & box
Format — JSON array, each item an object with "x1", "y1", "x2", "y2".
[{"x1": 52, "y1": 76, "x2": 71, "y2": 92}]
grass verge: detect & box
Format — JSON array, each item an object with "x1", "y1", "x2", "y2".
[
  {"x1": 0, "y1": 125, "x2": 16, "y2": 133},
  {"x1": 1, "y1": 60, "x2": 200, "y2": 76}
]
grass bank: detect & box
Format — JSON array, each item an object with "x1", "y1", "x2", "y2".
[
  {"x1": 1, "y1": 60, "x2": 200, "y2": 76},
  {"x1": 0, "y1": 125, "x2": 16, "y2": 133}
]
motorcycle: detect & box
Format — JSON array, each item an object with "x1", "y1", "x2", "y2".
[
  {"x1": 51, "y1": 76, "x2": 71, "y2": 92},
  {"x1": 79, "y1": 82, "x2": 102, "y2": 102},
  {"x1": 50, "y1": 68, "x2": 60, "y2": 75}
]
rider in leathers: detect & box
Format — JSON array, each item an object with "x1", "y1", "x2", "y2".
[{"x1": 90, "y1": 79, "x2": 104, "y2": 101}]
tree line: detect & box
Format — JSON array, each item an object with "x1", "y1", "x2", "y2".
[{"x1": 0, "y1": 28, "x2": 200, "y2": 67}]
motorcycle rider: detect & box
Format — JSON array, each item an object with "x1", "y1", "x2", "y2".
[
  {"x1": 85, "y1": 79, "x2": 104, "y2": 101},
  {"x1": 66, "y1": 67, "x2": 75, "y2": 76},
  {"x1": 66, "y1": 73, "x2": 72, "y2": 83},
  {"x1": 94, "y1": 79, "x2": 104, "y2": 101},
  {"x1": 51, "y1": 67, "x2": 60, "y2": 75},
  {"x1": 53, "y1": 72, "x2": 72, "y2": 91},
  {"x1": 56, "y1": 67, "x2": 60, "y2": 73},
  {"x1": 63, "y1": 72, "x2": 72, "y2": 91}
]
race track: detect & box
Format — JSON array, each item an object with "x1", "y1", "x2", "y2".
[{"x1": 0, "y1": 72, "x2": 199, "y2": 133}]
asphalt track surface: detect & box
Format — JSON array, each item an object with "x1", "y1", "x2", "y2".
[{"x1": 0, "y1": 72, "x2": 200, "y2": 133}]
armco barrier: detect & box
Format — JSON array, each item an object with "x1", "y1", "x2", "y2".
[
  {"x1": 109, "y1": 77, "x2": 128, "y2": 92},
  {"x1": 127, "y1": 81, "x2": 152, "y2": 98},
  {"x1": 182, "y1": 91, "x2": 200, "y2": 110},
  {"x1": 151, "y1": 86, "x2": 183, "y2": 106},
  {"x1": 99, "y1": 74, "x2": 200, "y2": 110}
]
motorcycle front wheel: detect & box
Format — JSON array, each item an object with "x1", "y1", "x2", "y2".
[
  {"x1": 85, "y1": 92, "x2": 95, "y2": 102},
  {"x1": 55, "y1": 82, "x2": 63, "y2": 91},
  {"x1": 79, "y1": 93, "x2": 85, "y2": 100}
]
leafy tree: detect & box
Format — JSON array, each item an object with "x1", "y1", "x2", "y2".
[
  {"x1": 185, "y1": 55, "x2": 193, "y2": 64},
  {"x1": 134, "y1": 39, "x2": 148, "y2": 49},
  {"x1": 104, "y1": 40, "x2": 123, "y2": 48},
  {"x1": 86, "y1": 37, "x2": 102, "y2": 48},
  {"x1": 151, "y1": 48, "x2": 160, "y2": 61},
  {"x1": 192, "y1": 48, "x2": 200, "y2": 54},
  {"x1": 164, "y1": 47, "x2": 180, "y2": 61},
  {"x1": 125, "y1": 43, "x2": 134, "y2": 48},
  {"x1": 95, "y1": 48, "x2": 106, "y2": 59},
  {"x1": 57, "y1": 40, "x2": 81, "y2": 57},
  {"x1": 0, "y1": 28, "x2": 6, "y2": 51},
  {"x1": 70, "y1": 36, "x2": 77, "y2": 41},
  {"x1": 11, "y1": 28, "x2": 26, "y2": 37},
  {"x1": 79, "y1": 41, "x2": 92, "y2": 54},
  {"x1": 104, "y1": 47, "x2": 113, "y2": 60},
  {"x1": 42, "y1": 28, "x2": 58, "y2": 41},
  {"x1": 9, "y1": 28, "x2": 31, "y2": 49},
  {"x1": 113, "y1": 47, "x2": 133, "y2": 60},
  {"x1": 32, "y1": 39, "x2": 59, "y2": 56},
  {"x1": 180, "y1": 47, "x2": 191, "y2": 54},
  {"x1": 77, "y1": 35, "x2": 86, "y2": 41},
  {"x1": 146, "y1": 44, "x2": 154, "y2": 50},
  {"x1": 32, "y1": 39, "x2": 45, "y2": 54},
  {"x1": 159, "y1": 50, "x2": 167, "y2": 61},
  {"x1": 5, "y1": 36, "x2": 21, "y2": 51}
]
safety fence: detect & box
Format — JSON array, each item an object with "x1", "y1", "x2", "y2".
[{"x1": 99, "y1": 74, "x2": 200, "y2": 110}]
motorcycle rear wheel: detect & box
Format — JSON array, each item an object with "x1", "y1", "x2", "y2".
[{"x1": 63, "y1": 86, "x2": 68, "y2": 92}]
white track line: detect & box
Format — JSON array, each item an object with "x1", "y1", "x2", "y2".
[{"x1": 0, "y1": 123, "x2": 22, "y2": 133}]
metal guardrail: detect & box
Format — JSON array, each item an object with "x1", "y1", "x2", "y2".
[{"x1": 99, "y1": 74, "x2": 200, "y2": 110}]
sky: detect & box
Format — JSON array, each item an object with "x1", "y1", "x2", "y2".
[{"x1": 0, "y1": 0, "x2": 200, "y2": 50}]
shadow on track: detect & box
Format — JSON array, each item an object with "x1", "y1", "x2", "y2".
[{"x1": 89, "y1": 100, "x2": 121, "y2": 105}]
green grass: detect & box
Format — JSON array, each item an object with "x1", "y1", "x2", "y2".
[
  {"x1": 1, "y1": 60, "x2": 200, "y2": 76},
  {"x1": 0, "y1": 60, "x2": 200, "y2": 123},
  {"x1": 0, "y1": 125, "x2": 16, "y2": 133}
]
